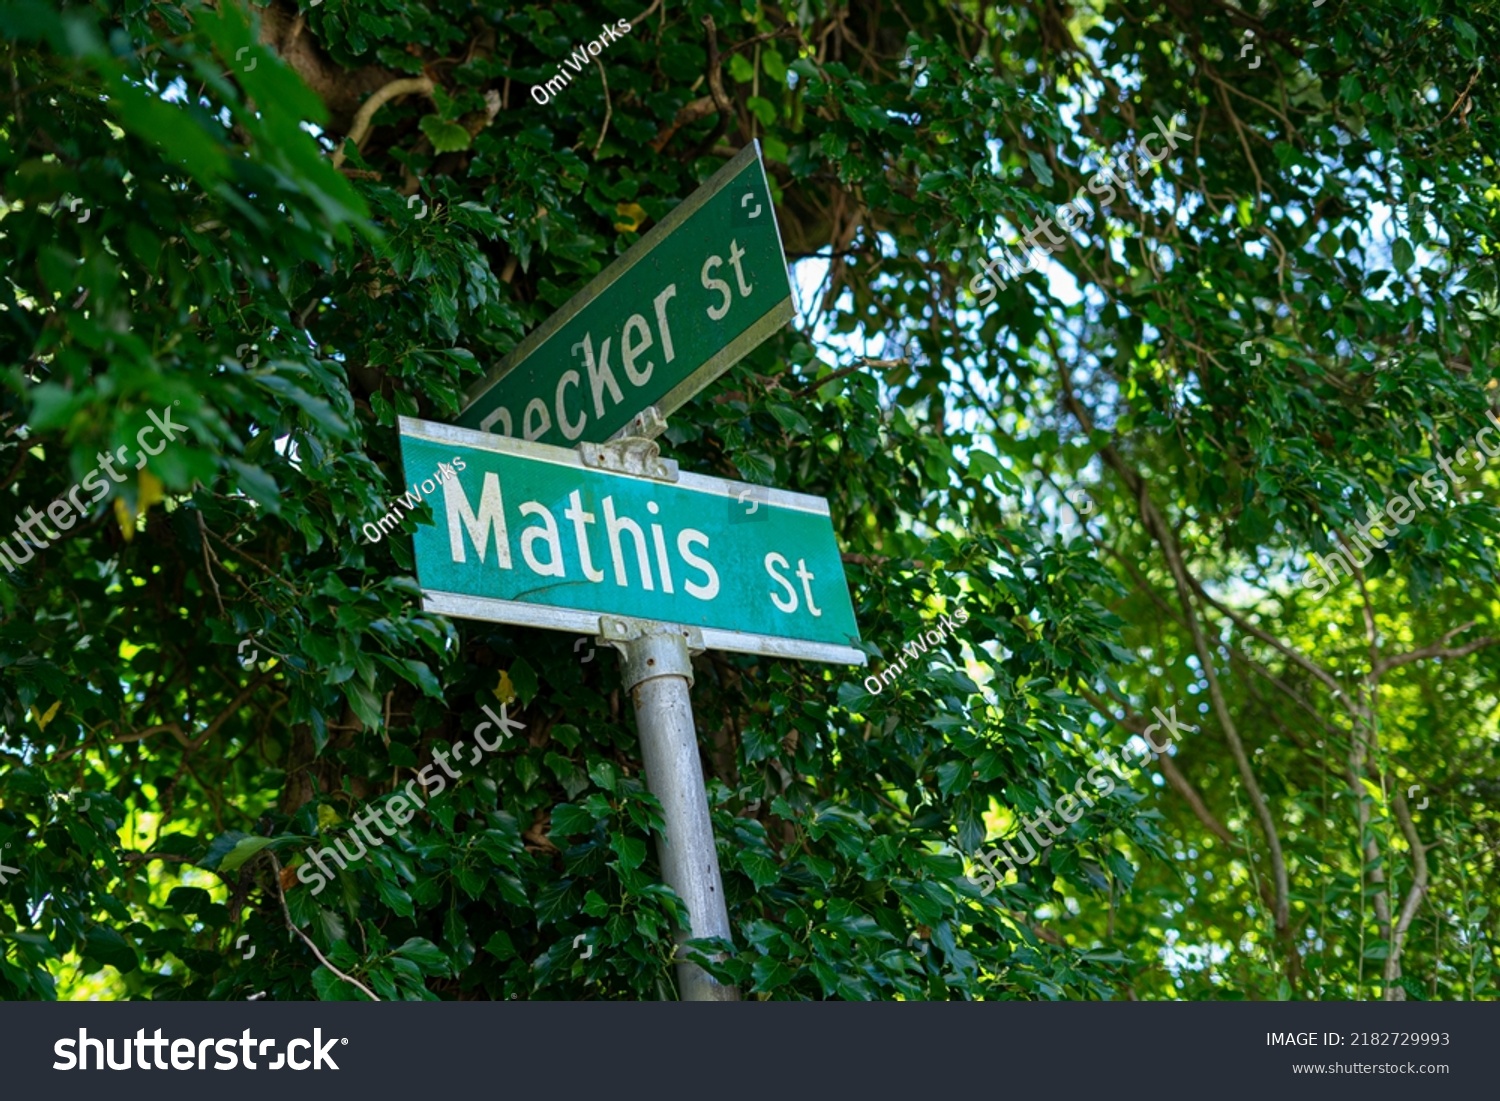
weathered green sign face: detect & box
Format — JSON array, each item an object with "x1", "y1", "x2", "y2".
[
  {"x1": 456, "y1": 141, "x2": 794, "y2": 447},
  {"x1": 399, "y1": 417, "x2": 863, "y2": 665}
]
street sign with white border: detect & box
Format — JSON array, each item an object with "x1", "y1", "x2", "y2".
[
  {"x1": 399, "y1": 416, "x2": 864, "y2": 665},
  {"x1": 456, "y1": 141, "x2": 795, "y2": 447}
]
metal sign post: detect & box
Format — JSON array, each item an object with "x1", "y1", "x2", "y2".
[
  {"x1": 399, "y1": 144, "x2": 854, "y2": 1001},
  {"x1": 398, "y1": 406, "x2": 863, "y2": 1001},
  {"x1": 586, "y1": 415, "x2": 738, "y2": 1000},
  {"x1": 602, "y1": 617, "x2": 738, "y2": 1001}
]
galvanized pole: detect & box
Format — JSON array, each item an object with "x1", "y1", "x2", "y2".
[
  {"x1": 603, "y1": 617, "x2": 740, "y2": 1002},
  {"x1": 583, "y1": 412, "x2": 738, "y2": 1001}
]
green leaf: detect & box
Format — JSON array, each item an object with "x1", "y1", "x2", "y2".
[
  {"x1": 729, "y1": 53, "x2": 756, "y2": 83},
  {"x1": 79, "y1": 926, "x2": 135, "y2": 973},
  {"x1": 746, "y1": 95, "x2": 777, "y2": 128},
  {"x1": 311, "y1": 966, "x2": 366, "y2": 1001},
  {"x1": 373, "y1": 876, "x2": 416, "y2": 917},
  {"x1": 1027, "y1": 151, "x2": 1054, "y2": 187},
  {"x1": 508, "y1": 656, "x2": 539, "y2": 706},
  {"x1": 420, "y1": 115, "x2": 472, "y2": 153},
  {"x1": 225, "y1": 459, "x2": 282, "y2": 514},
  {"x1": 611, "y1": 834, "x2": 647, "y2": 871},
  {"x1": 167, "y1": 887, "x2": 212, "y2": 915},
  {"x1": 769, "y1": 404, "x2": 813, "y2": 435},
  {"x1": 393, "y1": 936, "x2": 451, "y2": 976},
  {"x1": 27, "y1": 383, "x2": 79, "y2": 432},
  {"x1": 736, "y1": 847, "x2": 780, "y2": 889},
  {"x1": 550, "y1": 803, "x2": 595, "y2": 837},
  {"x1": 935, "y1": 759, "x2": 970, "y2": 797},
  {"x1": 751, "y1": 955, "x2": 796, "y2": 990},
  {"x1": 109, "y1": 78, "x2": 228, "y2": 186},
  {"x1": 534, "y1": 879, "x2": 582, "y2": 927},
  {"x1": 400, "y1": 658, "x2": 444, "y2": 699},
  {"x1": 586, "y1": 758, "x2": 618, "y2": 793},
  {"x1": 966, "y1": 450, "x2": 1006, "y2": 484},
  {"x1": 219, "y1": 835, "x2": 274, "y2": 873},
  {"x1": 344, "y1": 679, "x2": 384, "y2": 730},
  {"x1": 200, "y1": 831, "x2": 252, "y2": 871},
  {"x1": 844, "y1": 102, "x2": 888, "y2": 131},
  {"x1": 1391, "y1": 237, "x2": 1415, "y2": 274},
  {"x1": 482, "y1": 930, "x2": 516, "y2": 960}
]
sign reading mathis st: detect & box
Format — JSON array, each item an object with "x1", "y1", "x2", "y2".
[
  {"x1": 457, "y1": 141, "x2": 794, "y2": 447},
  {"x1": 399, "y1": 417, "x2": 863, "y2": 665}
]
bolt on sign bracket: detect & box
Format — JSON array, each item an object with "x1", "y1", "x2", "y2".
[
  {"x1": 577, "y1": 425, "x2": 679, "y2": 483},
  {"x1": 599, "y1": 617, "x2": 705, "y2": 691},
  {"x1": 608, "y1": 404, "x2": 668, "y2": 443}
]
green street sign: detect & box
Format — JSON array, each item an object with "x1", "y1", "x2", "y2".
[
  {"x1": 399, "y1": 416, "x2": 863, "y2": 664},
  {"x1": 457, "y1": 141, "x2": 794, "y2": 447}
]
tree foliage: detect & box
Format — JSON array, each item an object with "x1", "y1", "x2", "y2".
[{"x1": 0, "y1": 0, "x2": 1497, "y2": 1001}]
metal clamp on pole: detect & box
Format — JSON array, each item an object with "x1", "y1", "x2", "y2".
[
  {"x1": 580, "y1": 407, "x2": 678, "y2": 482},
  {"x1": 600, "y1": 616, "x2": 739, "y2": 1002}
]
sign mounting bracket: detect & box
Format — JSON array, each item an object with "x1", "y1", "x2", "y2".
[
  {"x1": 577, "y1": 408, "x2": 678, "y2": 483},
  {"x1": 607, "y1": 404, "x2": 669, "y2": 443}
]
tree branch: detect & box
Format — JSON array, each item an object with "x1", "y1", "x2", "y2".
[
  {"x1": 1382, "y1": 790, "x2": 1434, "y2": 1000},
  {"x1": 265, "y1": 852, "x2": 381, "y2": 1001},
  {"x1": 1374, "y1": 622, "x2": 1498, "y2": 676},
  {"x1": 332, "y1": 76, "x2": 436, "y2": 169}
]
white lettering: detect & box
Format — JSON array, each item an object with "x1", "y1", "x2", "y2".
[
  {"x1": 701, "y1": 256, "x2": 731, "y2": 320},
  {"x1": 523, "y1": 397, "x2": 552, "y2": 441},
  {"x1": 445, "y1": 471, "x2": 511, "y2": 567},
  {"x1": 647, "y1": 501, "x2": 673, "y2": 593},
  {"x1": 765, "y1": 552, "x2": 798, "y2": 612},
  {"x1": 580, "y1": 333, "x2": 623, "y2": 418},
  {"x1": 519, "y1": 501, "x2": 566, "y2": 577},
  {"x1": 621, "y1": 313, "x2": 654, "y2": 386},
  {"x1": 795, "y1": 558, "x2": 824, "y2": 617},
  {"x1": 563, "y1": 490, "x2": 604, "y2": 582},
  {"x1": 479, "y1": 405, "x2": 514, "y2": 436},
  {"x1": 679, "y1": 529, "x2": 719, "y2": 600},
  {"x1": 555, "y1": 370, "x2": 586, "y2": 440},
  {"x1": 602, "y1": 495, "x2": 653, "y2": 590},
  {"x1": 653, "y1": 284, "x2": 678, "y2": 362},
  {"x1": 727, "y1": 238, "x2": 752, "y2": 296}
]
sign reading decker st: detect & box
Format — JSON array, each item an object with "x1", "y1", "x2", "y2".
[{"x1": 457, "y1": 141, "x2": 794, "y2": 447}]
